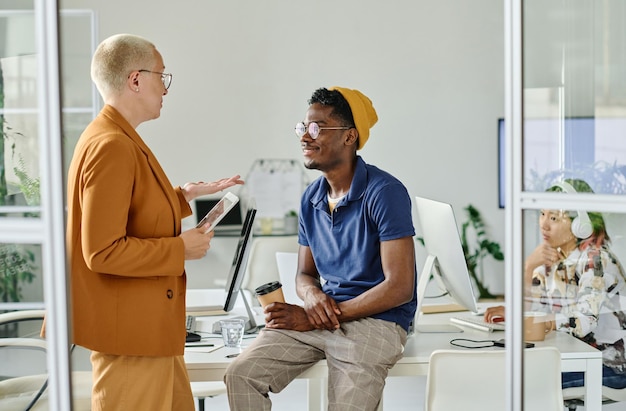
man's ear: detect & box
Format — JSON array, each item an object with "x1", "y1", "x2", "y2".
[{"x1": 344, "y1": 127, "x2": 358, "y2": 147}]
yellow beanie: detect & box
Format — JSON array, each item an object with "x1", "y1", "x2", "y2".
[{"x1": 329, "y1": 86, "x2": 378, "y2": 150}]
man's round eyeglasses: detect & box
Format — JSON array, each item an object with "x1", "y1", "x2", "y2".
[
  {"x1": 295, "y1": 122, "x2": 351, "y2": 139},
  {"x1": 138, "y1": 69, "x2": 173, "y2": 90}
]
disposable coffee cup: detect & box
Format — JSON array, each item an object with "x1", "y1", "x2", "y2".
[
  {"x1": 524, "y1": 311, "x2": 552, "y2": 341},
  {"x1": 255, "y1": 281, "x2": 285, "y2": 308}
]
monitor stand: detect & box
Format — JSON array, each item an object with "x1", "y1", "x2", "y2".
[
  {"x1": 411, "y1": 255, "x2": 463, "y2": 334},
  {"x1": 240, "y1": 287, "x2": 259, "y2": 334},
  {"x1": 211, "y1": 287, "x2": 259, "y2": 335}
]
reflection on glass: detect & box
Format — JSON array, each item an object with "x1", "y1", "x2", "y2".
[
  {"x1": 0, "y1": 12, "x2": 39, "y2": 213},
  {"x1": 0, "y1": 242, "x2": 40, "y2": 304},
  {"x1": 523, "y1": 202, "x2": 626, "y2": 392},
  {"x1": 0, "y1": 10, "x2": 94, "y2": 217},
  {"x1": 63, "y1": 112, "x2": 94, "y2": 178},
  {"x1": 522, "y1": 1, "x2": 626, "y2": 407},
  {"x1": 0, "y1": 311, "x2": 46, "y2": 382},
  {"x1": 60, "y1": 12, "x2": 95, "y2": 108},
  {"x1": 1, "y1": 112, "x2": 40, "y2": 207},
  {"x1": 523, "y1": 1, "x2": 626, "y2": 197},
  {"x1": 522, "y1": 112, "x2": 626, "y2": 195}
]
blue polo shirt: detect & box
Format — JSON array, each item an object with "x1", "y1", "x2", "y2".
[{"x1": 298, "y1": 156, "x2": 417, "y2": 331}]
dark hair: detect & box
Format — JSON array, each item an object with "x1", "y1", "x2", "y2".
[
  {"x1": 308, "y1": 88, "x2": 355, "y2": 128},
  {"x1": 547, "y1": 179, "x2": 610, "y2": 243}
]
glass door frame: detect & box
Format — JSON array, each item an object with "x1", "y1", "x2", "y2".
[
  {"x1": 0, "y1": 0, "x2": 72, "y2": 408},
  {"x1": 505, "y1": 1, "x2": 626, "y2": 409}
]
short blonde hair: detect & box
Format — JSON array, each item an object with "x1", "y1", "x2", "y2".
[{"x1": 91, "y1": 34, "x2": 156, "y2": 99}]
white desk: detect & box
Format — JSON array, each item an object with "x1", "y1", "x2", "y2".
[{"x1": 185, "y1": 311, "x2": 602, "y2": 411}]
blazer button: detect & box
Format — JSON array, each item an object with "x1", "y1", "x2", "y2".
[{"x1": 166, "y1": 289, "x2": 173, "y2": 299}]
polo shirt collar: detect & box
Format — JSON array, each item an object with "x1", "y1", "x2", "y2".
[{"x1": 311, "y1": 156, "x2": 368, "y2": 205}]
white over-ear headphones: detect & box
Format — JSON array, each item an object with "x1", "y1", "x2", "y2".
[{"x1": 554, "y1": 181, "x2": 593, "y2": 239}]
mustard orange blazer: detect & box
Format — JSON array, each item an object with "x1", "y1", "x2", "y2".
[{"x1": 67, "y1": 105, "x2": 192, "y2": 356}]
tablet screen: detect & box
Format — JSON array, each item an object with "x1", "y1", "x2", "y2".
[{"x1": 195, "y1": 192, "x2": 239, "y2": 233}]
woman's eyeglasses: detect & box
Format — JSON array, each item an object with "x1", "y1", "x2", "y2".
[{"x1": 138, "y1": 69, "x2": 173, "y2": 90}]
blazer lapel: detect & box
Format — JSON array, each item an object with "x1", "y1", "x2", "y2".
[{"x1": 100, "y1": 105, "x2": 182, "y2": 234}]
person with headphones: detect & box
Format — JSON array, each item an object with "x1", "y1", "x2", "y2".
[{"x1": 485, "y1": 179, "x2": 626, "y2": 389}]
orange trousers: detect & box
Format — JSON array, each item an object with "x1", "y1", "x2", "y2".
[{"x1": 90, "y1": 351, "x2": 194, "y2": 411}]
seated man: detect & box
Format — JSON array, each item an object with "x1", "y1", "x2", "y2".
[{"x1": 225, "y1": 86, "x2": 417, "y2": 411}]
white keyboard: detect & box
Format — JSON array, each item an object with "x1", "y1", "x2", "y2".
[{"x1": 449, "y1": 315, "x2": 505, "y2": 332}]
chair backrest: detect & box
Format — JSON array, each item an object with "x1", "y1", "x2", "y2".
[
  {"x1": 425, "y1": 347, "x2": 563, "y2": 411},
  {"x1": 276, "y1": 252, "x2": 301, "y2": 304},
  {"x1": 0, "y1": 310, "x2": 93, "y2": 411},
  {"x1": 241, "y1": 236, "x2": 299, "y2": 293},
  {"x1": 0, "y1": 310, "x2": 47, "y2": 377},
  {"x1": 563, "y1": 383, "x2": 626, "y2": 405}
]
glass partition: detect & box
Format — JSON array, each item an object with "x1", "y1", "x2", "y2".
[
  {"x1": 0, "y1": 9, "x2": 95, "y2": 217},
  {"x1": 523, "y1": 1, "x2": 626, "y2": 195},
  {"x1": 0, "y1": 3, "x2": 95, "y2": 409},
  {"x1": 0, "y1": 9, "x2": 95, "y2": 308},
  {"x1": 518, "y1": 1, "x2": 626, "y2": 409}
]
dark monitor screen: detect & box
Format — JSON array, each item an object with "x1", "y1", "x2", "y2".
[{"x1": 223, "y1": 207, "x2": 257, "y2": 311}]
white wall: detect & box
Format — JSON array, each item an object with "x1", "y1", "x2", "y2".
[{"x1": 56, "y1": 0, "x2": 506, "y2": 293}]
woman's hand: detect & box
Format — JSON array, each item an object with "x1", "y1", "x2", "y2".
[
  {"x1": 526, "y1": 242, "x2": 559, "y2": 270},
  {"x1": 484, "y1": 305, "x2": 506, "y2": 323},
  {"x1": 182, "y1": 175, "x2": 244, "y2": 202},
  {"x1": 179, "y1": 226, "x2": 214, "y2": 260}
]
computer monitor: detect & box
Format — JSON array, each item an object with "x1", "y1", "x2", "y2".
[
  {"x1": 224, "y1": 207, "x2": 256, "y2": 311},
  {"x1": 217, "y1": 207, "x2": 258, "y2": 333},
  {"x1": 414, "y1": 196, "x2": 478, "y2": 332}
]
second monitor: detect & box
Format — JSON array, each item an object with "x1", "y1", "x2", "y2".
[{"x1": 414, "y1": 196, "x2": 479, "y2": 332}]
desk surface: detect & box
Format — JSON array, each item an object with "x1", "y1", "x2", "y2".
[
  {"x1": 185, "y1": 306, "x2": 602, "y2": 411},
  {"x1": 185, "y1": 312, "x2": 599, "y2": 372}
]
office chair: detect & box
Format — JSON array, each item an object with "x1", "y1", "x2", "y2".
[
  {"x1": 190, "y1": 381, "x2": 227, "y2": 411},
  {"x1": 0, "y1": 310, "x2": 92, "y2": 411},
  {"x1": 241, "y1": 235, "x2": 299, "y2": 297},
  {"x1": 563, "y1": 385, "x2": 626, "y2": 410},
  {"x1": 424, "y1": 347, "x2": 563, "y2": 411}
]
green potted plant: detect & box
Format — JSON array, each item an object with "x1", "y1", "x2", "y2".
[
  {"x1": 284, "y1": 210, "x2": 298, "y2": 234},
  {"x1": 0, "y1": 62, "x2": 40, "y2": 334},
  {"x1": 459, "y1": 204, "x2": 504, "y2": 299}
]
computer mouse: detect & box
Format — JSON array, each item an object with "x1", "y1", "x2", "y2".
[{"x1": 186, "y1": 331, "x2": 201, "y2": 343}]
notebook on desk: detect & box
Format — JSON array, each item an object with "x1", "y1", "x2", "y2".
[
  {"x1": 186, "y1": 289, "x2": 228, "y2": 316},
  {"x1": 420, "y1": 302, "x2": 468, "y2": 314}
]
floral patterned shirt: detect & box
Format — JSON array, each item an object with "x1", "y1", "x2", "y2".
[{"x1": 530, "y1": 244, "x2": 626, "y2": 374}]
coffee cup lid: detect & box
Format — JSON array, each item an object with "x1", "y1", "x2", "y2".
[{"x1": 255, "y1": 281, "x2": 282, "y2": 296}]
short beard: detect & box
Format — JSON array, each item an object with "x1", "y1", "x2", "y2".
[{"x1": 303, "y1": 159, "x2": 319, "y2": 171}]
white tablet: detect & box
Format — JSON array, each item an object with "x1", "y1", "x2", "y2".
[{"x1": 195, "y1": 192, "x2": 240, "y2": 233}]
